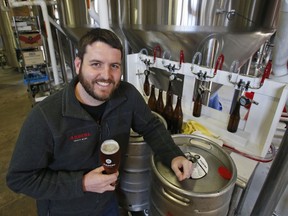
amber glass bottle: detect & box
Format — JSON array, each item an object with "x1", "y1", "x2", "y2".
[
  {"x1": 172, "y1": 96, "x2": 183, "y2": 134},
  {"x1": 163, "y1": 91, "x2": 174, "y2": 131},
  {"x1": 148, "y1": 85, "x2": 156, "y2": 111},
  {"x1": 193, "y1": 91, "x2": 202, "y2": 117},
  {"x1": 143, "y1": 70, "x2": 150, "y2": 96},
  {"x1": 227, "y1": 100, "x2": 241, "y2": 133},
  {"x1": 166, "y1": 81, "x2": 173, "y2": 103},
  {"x1": 155, "y1": 89, "x2": 164, "y2": 116}
]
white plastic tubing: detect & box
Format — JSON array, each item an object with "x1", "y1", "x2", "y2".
[
  {"x1": 272, "y1": 0, "x2": 288, "y2": 77},
  {"x1": 9, "y1": 0, "x2": 60, "y2": 85}
]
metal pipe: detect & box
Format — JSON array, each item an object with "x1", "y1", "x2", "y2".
[
  {"x1": 9, "y1": 0, "x2": 60, "y2": 85},
  {"x1": 68, "y1": 39, "x2": 76, "y2": 77},
  {"x1": 98, "y1": 0, "x2": 109, "y2": 29},
  {"x1": 55, "y1": 29, "x2": 68, "y2": 84},
  {"x1": 255, "y1": 43, "x2": 265, "y2": 69},
  {"x1": 48, "y1": 16, "x2": 65, "y2": 35},
  {"x1": 250, "y1": 124, "x2": 288, "y2": 216},
  {"x1": 0, "y1": 0, "x2": 18, "y2": 67},
  {"x1": 88, "y1": 0, "x2": 100, "y2": 26}
]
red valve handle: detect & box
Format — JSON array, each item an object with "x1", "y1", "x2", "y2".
[
  {"x1": 213, "y1": 54, "x2": 224, "y2": 75},
  {"x1": 260, "y1": 60, "x2": 272, "y2": 85},
  {"x1": 153, "y1": 45, "x2": 162, "y2": 62},
  {"x1": 179, "y1": 50, "x2": 184, "y2": 65}
]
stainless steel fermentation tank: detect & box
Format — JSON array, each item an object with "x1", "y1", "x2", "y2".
[
  {"x1": 56, "y1": 0, "x2": 280, "y2": 102},
  {"x1": 110, "y1": 0, "x2": 280, "y2": 70},
  {"x1": 56, "y1": 0, "x2": 280, "y2": 70}
]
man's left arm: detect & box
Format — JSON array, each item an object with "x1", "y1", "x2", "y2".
[{"x1": 129, "y1": 85, "x2": 193, "y2": 180}]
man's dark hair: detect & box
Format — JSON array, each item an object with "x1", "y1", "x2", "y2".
[{"x1": 77, "y1": 28, "x2": 123, "y2": 60}]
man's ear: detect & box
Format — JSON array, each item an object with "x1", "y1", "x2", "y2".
[{"x1": 74, "y1": 57, "x2": 81, "y2": 75}]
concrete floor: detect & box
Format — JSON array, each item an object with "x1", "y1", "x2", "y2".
[
  {"x1": 0, "y1": 67, "x2": 37, "y2": 215},
  {"x1": 1, "y1": 66, "x2": 287, "y2": 216}
]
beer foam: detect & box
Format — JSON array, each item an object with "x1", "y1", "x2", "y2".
[{"x1": 101, "y1": 140, "x2": 119, "y2": 155}]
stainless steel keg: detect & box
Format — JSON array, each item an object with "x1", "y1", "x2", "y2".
[
  {"x1": 150, "y1": 134, "x2": 237, "y2": 216},
  {"x1": 118, "y1": 112, "x2": 167, "y2": 212}
]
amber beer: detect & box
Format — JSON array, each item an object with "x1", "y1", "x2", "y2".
[{"x1": 100, "y1": 139, "x2": 120, "y2": 174}]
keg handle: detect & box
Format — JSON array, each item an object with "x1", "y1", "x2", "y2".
[
  {"x1": 161, "y1": 188, "x2": 190, "y2": 207},
  {"x1": 189, "y1": 137, "x2": 213, "y2": 150}
]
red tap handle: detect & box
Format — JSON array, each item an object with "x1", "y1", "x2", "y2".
[
  {"x1": 260, "y1": 60, "x2": 272, "y2": 85},
  {"x1": 153, "y1": 45, "x2": 162, "y2": 62},
  {"x1": 213, "y1": 54, "x2": 224, "y2": 75},
  {"x1": 179, "y1": 50, "x2": 184, "y2": 65}
]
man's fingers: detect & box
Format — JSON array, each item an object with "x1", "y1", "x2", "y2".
[
  {"x1": 95, "y1": 166, "x2": 105, "y2": 173},
  {"x1": 171, "y1": 156, "x2": 194, "y2": 181}
]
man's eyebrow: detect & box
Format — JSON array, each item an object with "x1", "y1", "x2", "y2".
[
  {"x1": 87, "y1": 60, "x2": 122, "y2": 66},
  {"x1": 88, "y1": 59, "x2": 102, "y2": 63},
  {"x1": 112, "y1": 62, "x2": 122, "y2": 66}
]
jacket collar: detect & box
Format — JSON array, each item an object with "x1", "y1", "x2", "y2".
[{"x1": 62, "y1": 76, "x2": 127, "y2": 120}]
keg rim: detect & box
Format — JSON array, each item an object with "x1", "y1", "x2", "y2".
[{"x1": 151, "y1": 134, "x2": 237, "y2": 197}]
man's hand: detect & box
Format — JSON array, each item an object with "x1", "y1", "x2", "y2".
[
  {"x1": 82, "y1": 166, "x2": 119, "y2": 193},
  {"x1": 171, "y1": 156, "x2": 193, "y2": 181}
]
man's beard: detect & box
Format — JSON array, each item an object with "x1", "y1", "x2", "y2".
[{"x1": 78, "y1": 65, "x2": 119, "y2": 101}]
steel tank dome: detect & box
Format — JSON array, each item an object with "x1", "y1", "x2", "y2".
[{"x1": 109, "y1": 0, "x2": 280, "y2": 70}]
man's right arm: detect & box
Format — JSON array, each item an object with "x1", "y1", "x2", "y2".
[{"x1": 6, "y1": 108, "x2": 84, "y2": 200}]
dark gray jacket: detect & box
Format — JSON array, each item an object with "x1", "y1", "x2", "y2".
[{"x1": 6, "y1": 77, "x2": 184, "y2": 215}]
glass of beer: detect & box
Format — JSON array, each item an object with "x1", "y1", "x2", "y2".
[{"x1": 100, "y1": 139, "x2": 120, "y2": 174}]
